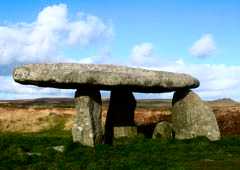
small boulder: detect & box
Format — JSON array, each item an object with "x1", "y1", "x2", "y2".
[
  {"x1": 152, "y1": 121, "x2": 173, "y2": 139},
  {"x1": 172, "y1": 90, "x2": 220, "y2": 141},
  {"x1": 52, "y1": 145, "x2": 64, "y2": 152},
  {"x1": 114, "y1": 126, "x2": 137, "y2": 138}
]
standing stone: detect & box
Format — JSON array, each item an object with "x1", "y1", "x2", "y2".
[
  {"x1": 104, "y1": 90, "x2": 136, "y2": 144},
  {"x1": 72, "y1": 89, "x2": 103, "y2": 146},
  {"x1": 172, "y1": 90, "x2": 220, "y2": 141},
  {"x1": 114, "y1": 126, "x2": 138, "y2": 138},
  {"x1": 152, "y1": 121, "x2": 173, "y2": 139}
]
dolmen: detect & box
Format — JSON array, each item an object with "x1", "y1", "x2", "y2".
[{"x1": 13, "y1": 63, "x2": 220, "y2": 146}]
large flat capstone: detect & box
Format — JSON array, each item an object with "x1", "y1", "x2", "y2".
[{"x1": 13, "y1": 64, "x2": 199, "y2": 92}]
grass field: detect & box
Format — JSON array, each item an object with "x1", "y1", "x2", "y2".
[
  {"x1": 1, "y1": 129, "x2": 240, "y2": 170},
  {"x1": 1, "y1": 98, "x2": 240, "y2": 169}
]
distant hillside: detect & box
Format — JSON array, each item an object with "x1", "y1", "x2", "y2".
[
  {"x1": 0, "y1": 98, "x2": 75, "y2": 108},
  {"x1": 0, "y1": 98, "x2": 172, "y2": 109},
  {"x1": 0, "y1": 97, "x2": 238, "y2": 109},
  {"x1": 0, "y1": 98, "x2": 74, "y2": 104},
  {"x1": 209, "y1": 98, "x2": 239, "y2": 105}
]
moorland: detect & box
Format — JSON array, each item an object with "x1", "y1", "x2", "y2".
[{"x1": 1, "y1": 98, "x2": 240, "y2": 169}]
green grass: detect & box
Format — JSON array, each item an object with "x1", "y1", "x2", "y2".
[{"x1": 1, "y1": 132, "x2": 240, "y2": 170}]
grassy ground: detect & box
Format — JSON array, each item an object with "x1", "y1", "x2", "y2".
[
  {"x1": 1, "y1": 130, "x2": 240, "y2": 170},
  {"x1": 1, "y1": 98, "x2": 240, "y2": 169}
]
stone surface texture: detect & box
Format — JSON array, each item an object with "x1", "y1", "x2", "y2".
[
  {"x1": 114, "y1": 126, "x2": 137, "y2": 138},
  {"x1": 72, "y1": 89, "x2": 103, "y2": 146},
  {"x1": 152, "y1": 121, "x2": 173, "y2": 139},
  {"x1": 13, "y1": 64, "x2": 199, "y2": 92},
  {"x1": 172, "y1": 90, "x2": 220, "y2": 141}
]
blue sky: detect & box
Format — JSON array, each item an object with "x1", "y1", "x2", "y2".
[{"x1": 0, "y1": 1, "x2": 239, "y2": 100}]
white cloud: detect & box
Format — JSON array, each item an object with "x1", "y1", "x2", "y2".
[
  {"x1": 127, "y1": 41, "x2": 240, "y2": 100},
  {"x1": 37, "y1": 4, "x2": 67, "y2": 31},
  {"x1": 0, "y1": 76, "x2": 74, "y2": 99},
  {"x1": 3, "y1": 61, "x2": 240, "y2": 100},
  {"x1": 189, "y1": 34, "x2": 216, "y2": 58},
  {"x1": 132, "y1": 61, "x2": 240, "y2": 101},
  {"x1": 67, "y1": 15, "x2": 113, "y2": 46},
  {"x1": 71, "y1": 47, "x2": 112, "y2": 64},
  {"x1": 0, "y1": 3, "x2": 112, "y2": 66},
  {"x1": 0, "y1": 3, "x2": 113, "y2": 99},
  {"x1": 78, "y1": 57, "x2": 94, "y2": 64},
  {"x1": 0, "y1": 8, "x2": 237, "y2": 101},
  {"x1": 153, "y1": 62, "x2": 240, "y2": 100},
  {"x1": 175, "y1": 58, "x2": 184, "y2": 65},
  {"x1": 130, "y1": 42, "x2": 157, "y2": 66}
]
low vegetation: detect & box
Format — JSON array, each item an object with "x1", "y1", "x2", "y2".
[
  {"x1": 1, "y1": 98, "x2": 240, "y2": 169},
  {"x1": 1, "y1": 129, "x2": 240, "y2": 170}
]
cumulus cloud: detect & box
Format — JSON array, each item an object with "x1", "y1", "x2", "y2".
[
  {"x1": 189, "y1": 34, "x2": 216, "y2": 58},
  {"x1": 0, "y1": 4, "x2": 112, "y2": 66},
  {"x1": 67, "y1": 14, "x2": 112, "y2": 46},
  {"x1": 0, "y1": 6, "x2": 237, "y2": 101},
  {"x1": 0, "y1": 76, "x2": 74, "y2": 99},
  {"x1": 127, "y1": 41, "x2": 240, "y2": 100},
  {"x1": 2, "y1": 49, "x2": 240, "y2": 100},
  {"x1": 127, "y1": 39, "x2": 239, "y2": 100},
  {"x1": 0, "y1": 4, "x2": 112, "y2": 99},
  {"x1": 133, "y1": 61, "x2": 240, "y2": 100},
  {"x1": 75, "y1": 47, "x2": 112, "y2": 64},
  {"x1": 130, "y1": 42, "x2": 157, "y2": 66},
  {"x1": 155, "y1": 61, "x2": 240, "y2": 100}
]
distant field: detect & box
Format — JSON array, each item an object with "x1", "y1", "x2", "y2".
[
  {"x1": 1, "y1": 98, "x2": 240, "y2": 136},
  {"x1": 0, "y1": 98, "x2": 75, "y2": 108},
  {"x1": 0, "y1": 98, "x2": 172, "y2": 109}
]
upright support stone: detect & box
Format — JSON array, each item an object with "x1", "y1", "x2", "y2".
[
  {"x1": 172, "y1": 90, "x2": 220, "y2": 141},
  {"x1": 114, "y1": 126, "x2": 138, "y2": 138},
  {"x1": 72, "y1": 89, "x2": 103, "y2": 146},
  {"x1": 104, "y1": 90, "x2": 136, "y2": 144}
]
